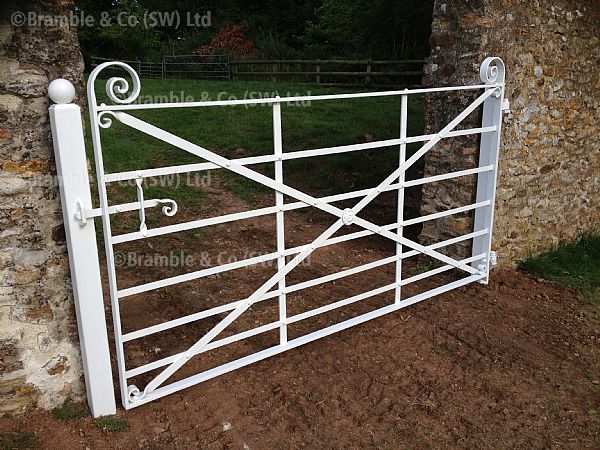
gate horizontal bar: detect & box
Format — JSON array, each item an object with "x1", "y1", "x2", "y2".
[
  {"x1": 121, "y1": 229, "x2": 487, "y2": 343},
  {"x1": 104, "y1": 126, "x2": 496, "y2": 183},
  {"x1": 403, "y1": 200, "x2": 490, "y2": 227},
  {"x1": 404, "y1": 165, "x2": 493, "y2": 188},
  {"x1": 111, "y1": 166, "x2": 493, "y2": 245},
  {"x1": 116, "y1": 199, "x2": 489, "y2": 298},
  {"x1": 286, "y1": 253, "x2": 485, "y2": 324},
  {"x1": 97, "y1": 83, "x2": 502, "y2": 112},
  {"x1": 124, "y1": 272, "x2": 485, "y2": 408}
]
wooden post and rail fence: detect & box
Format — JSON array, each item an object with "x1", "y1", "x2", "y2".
[{"x1": 90, "y1": 56, "x2": 424, "y2": 87}]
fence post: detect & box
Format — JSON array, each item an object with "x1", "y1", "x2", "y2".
[
  {"x1": 48, "y1": 79, "x2": 116, "y2": 417},
  {"x1": 316, "y1": 61, "x2": 321, "y2": 84},
  {"x1": 366, "y1": 60, "x2": 372, "y2": 85},
  {"x1": 471, "y1": 57, "x2": 506, "y2": 283}
]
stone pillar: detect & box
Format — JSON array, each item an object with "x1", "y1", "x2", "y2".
[
  {"x1": 420, "y1": 0, "x2": 599, "y2": 264},
  {"x1": 419, "y1": 0, "x2": 487, "y2": 259},
  {"x1": 0, "y1": 1, "x2": 85, "y2": 414}
]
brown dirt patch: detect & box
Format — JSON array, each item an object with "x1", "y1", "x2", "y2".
[{"x1": 1, "y1": 176, "x2": 598, "y2": 449}]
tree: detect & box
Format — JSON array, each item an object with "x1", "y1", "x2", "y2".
[
  {"x1": 195, "y1": 24, "x2": 256, "y2": 56},
  {"x1": 302, "y1": 0, "x2": 433, "y2": 59},
  {"x1": 76, "y1": 0, "x2": 161, "y2": 63},
  {"x1": 71, "y1": 0, "x2": 434, "y2": 63}
]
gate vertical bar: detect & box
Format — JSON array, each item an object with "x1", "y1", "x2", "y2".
[
  {"x1": 48, "y1": 80, "x2": 116, "y2": 417},
  {"x1": 273, "y1": 97, "x2": 287, "y2": 344},
  {"x1": 471, "y1": 57, "x2": 506, "y2": 282},
  {"x1": 394, "y1": 92, "x2": 408, "y2": 303},
  {"x1": 86, "y1": 62, "x2": 143, "y2": 409}
]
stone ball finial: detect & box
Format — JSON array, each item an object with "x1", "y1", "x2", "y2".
[{"x1": 48, "y1": 79, "x2": 76, "y2": 104}]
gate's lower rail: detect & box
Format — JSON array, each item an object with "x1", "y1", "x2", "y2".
[{"x1": 49, "y1": 57, "x2": 507, "y2": 415}]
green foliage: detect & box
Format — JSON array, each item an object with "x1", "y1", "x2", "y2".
[
  {"x1": 518, "y1": 235, "x2": 600, "y2": 303},
  {"x1": 303, "y1": 0, "x2": 434, "y2": 59},
  {"x1": 93, "y1": 416, "x2": 131, "y2": 433},
  {"x1": 306, "y1": 0, "x2": 363, "y2": 55},
  {"x1": 74, "y1": 0, "x2": 433, "y2": 63},
  {"x1": 255, "y1": 32, "x2": 305, "y2": 59},
  {"x1": 77, "y1": 0, "x2": 161, "y2": 63},
  {"x1": 0, "y1": 432, "x2": 38, "y2": 450},
  {"x1": 51, "y1": 398, "x2": 88, "y2": 421},
  {"x1": 405, "y1": 260, "x2": 444, "y2": 276}
]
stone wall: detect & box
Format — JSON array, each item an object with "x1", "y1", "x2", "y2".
[
  {"x1": 420, "y1": 0, "x2": 599, "y2": 263},
  {"x1": 0, "y1": 1, "x2": 85, "y2": 414}
]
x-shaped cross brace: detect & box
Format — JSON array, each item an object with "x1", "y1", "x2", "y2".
[{"x1": 106, "y1": 86, "x2": 497, "y2": 400}]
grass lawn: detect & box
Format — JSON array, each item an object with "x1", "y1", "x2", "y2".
[
  {"x1": 88, "y1": 77, "x2": 424, "y2": 206},
  {"x1": 518, "y1": 235, "x2": 600, "y2": 303}
]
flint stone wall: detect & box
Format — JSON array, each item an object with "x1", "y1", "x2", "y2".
[
  {"x1": 420, "y1": 0, "x2": 599, "y2": 263},
  {"x1": 0, "y1": 1, "x2": 85, "y2": 414}
]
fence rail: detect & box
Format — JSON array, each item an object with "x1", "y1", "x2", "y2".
[
  {"x1": 91, "y1": 57, "x2": 164, "y2": 78},
  {"x1": 230, "y1": 59, "x2": 424, "y2": 86},
  {"x1": 163, "y1": 54, "x2": 230, "y2": 80},
  {"x1": 91, "y1": 56, "x2": 424, "y2": 86}
]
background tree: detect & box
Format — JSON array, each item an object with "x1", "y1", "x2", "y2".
[{"x1": 72, "y1": 0, "x2": 433, "y2": 65}]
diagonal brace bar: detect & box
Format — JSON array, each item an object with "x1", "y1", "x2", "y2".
[
  {"x1": 113, "y1": 111, "x2": 481, "y2": 276},
  {"x1": 109, "y1": 87, "x2": 496, "y2": 399},
  {"x1": 110, "y1": 86, "x2": 493, "y2": 277}
]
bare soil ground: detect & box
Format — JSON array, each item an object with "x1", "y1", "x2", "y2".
[{"x1": 1, "y1": 178, "x2": 598, "y2": 449}]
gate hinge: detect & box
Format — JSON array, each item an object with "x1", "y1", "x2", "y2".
[
  {"x1": 501, "y1": 98, "x2": 510, "y2": 112},
  {"x1": 489, "y1": 251, "x2": 498, "y2": 267}
]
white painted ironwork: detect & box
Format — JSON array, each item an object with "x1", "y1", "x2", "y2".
[{"x1": 49, "y1": 57, "x2": 506, "y2": 414}]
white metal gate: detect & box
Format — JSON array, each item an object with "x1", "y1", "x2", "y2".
[{"x1": 48, "y1": 57, "x2": 507, "y2": 416}]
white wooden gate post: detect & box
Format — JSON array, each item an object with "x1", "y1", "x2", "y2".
[
  {"x1": 48, "y1": 79, "x2": 116, "y2": 417},
  {"x1": 471, "y1": 57, "x2": 506, "y2": 283}
]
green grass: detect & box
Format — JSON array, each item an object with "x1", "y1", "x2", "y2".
[
  {"x1": 51, "y1": 398, "x2": 88, "y2": 421},
  {"x1": 89, "y1": 77, "x2": 424, "y2": 206},
  {"x1": 0, "y1": 431, "x2": 38, "y2": 450},
  {"x1": 93, "y1": 416, "x2": 130, "y2": 433},
  {"x1": 518, "y1": 235, "x2": 600, "y2": 303}
]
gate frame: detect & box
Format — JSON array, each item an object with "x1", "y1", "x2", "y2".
[{"x1": 49, "y1": 57, "x2": 506, "y2": 416}]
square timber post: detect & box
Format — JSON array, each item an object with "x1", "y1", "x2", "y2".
[{"x1": 48, "y1": 79, "x2": 116, "y2": 417}]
